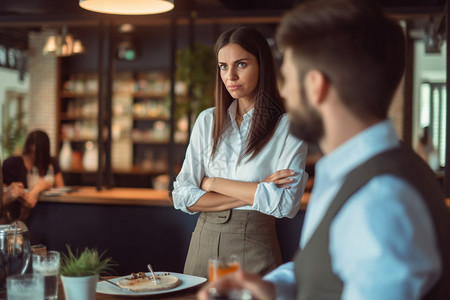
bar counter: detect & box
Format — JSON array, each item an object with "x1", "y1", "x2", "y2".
[
  {"x1": 38, "y1": 186, "x2": 449, "y2": 209},
  {"x1": 39, "y1": 186, "x2": 310, "y2": 209},
  {"x1": 39, "y1": 187, "x2": 173, "y2": 207}
]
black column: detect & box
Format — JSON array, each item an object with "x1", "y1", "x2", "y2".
[
  {"x1": 104, "y1": 22, "x2": 114, "y2": 189},
  {"x1": 169, "y1": 17, "x2": 177, "y2": 182},
  {"x1": 97, "y1": 21, "x2": 114, "y2": 190},
  {"x1": 97, "y1": 22, "x2": 105, "y2": 191},
  {"x1": 445, "y1": 1, "x2": 450, "y2": 197}
]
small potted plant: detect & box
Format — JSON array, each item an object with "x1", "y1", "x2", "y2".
[{"x1": 60, "y1": 245, "x2": 116, "y2": 300}]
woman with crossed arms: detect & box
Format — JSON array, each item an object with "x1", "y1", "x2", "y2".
[{"x1": 173, "y1": 27, "x2": 308, "y2": 278}]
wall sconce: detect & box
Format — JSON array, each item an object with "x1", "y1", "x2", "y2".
[
  {"x1": 79, "y1": 0, "x2": 174, "y2": 15},
  {"x1": 43, "y1": 26, "x2": 85, "y2": 57}
]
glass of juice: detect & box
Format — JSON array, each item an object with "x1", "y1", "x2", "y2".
[{"x1": 208, "y1": 255, "x2": 239, "y2": 282}]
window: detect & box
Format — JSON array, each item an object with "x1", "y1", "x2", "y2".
[{"x1": 419, "y1": 82, "x2": 446, "y2": 168}]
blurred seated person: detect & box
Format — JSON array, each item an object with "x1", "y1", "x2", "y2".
[
  {"x1": 0, "y1": 160, "x2": 25, "y2": 223},
  {"x1": 2, "y1": 130, "x2": 64, "y2": 221}
]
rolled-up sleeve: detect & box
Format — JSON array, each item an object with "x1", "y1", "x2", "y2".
[
  {"x1": 253, "y1": 134, "x2": 308, "y2": 218},
  {"x1": 172, "y1": 111, "x2": 209, "y2": 214},
  {"x1": 264, "y1": 262, "x2": 297, "y2": 300}
]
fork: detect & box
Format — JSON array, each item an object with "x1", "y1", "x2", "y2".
[{"x1": 101, "y1": 277, "x2": 137, "y2": 293}]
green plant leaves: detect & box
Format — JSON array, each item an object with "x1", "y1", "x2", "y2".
[
  {"x1": 175, "y1": 42, "x2": 216, "y2": 120},
  {"x1": 60, "y1": 245, "x2": 117, "y2": 277}
]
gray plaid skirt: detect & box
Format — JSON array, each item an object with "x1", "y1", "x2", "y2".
[{"x1": 183, "y1": 210, "x2": 282, "y2": 278}]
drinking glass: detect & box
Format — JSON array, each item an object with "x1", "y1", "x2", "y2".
[
  {"x1": 7, "y1": 274, "x2": 44, "y2": 300},
  {"x1": 32, "y1": 251, "x2": 60, "y2": 300},
  {"x1": 0, "y1": 224, "x2": 31, "y2": 292},
  {"x1": 208, "y1": 255, "x2": 240, "y2": 282}
]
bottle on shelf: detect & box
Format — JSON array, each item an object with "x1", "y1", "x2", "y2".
[{"x1": 59, "y1": 140, "x2": 73, "y2": 171}]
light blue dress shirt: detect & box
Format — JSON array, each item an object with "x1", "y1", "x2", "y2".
[
  {"x1": 172, "y1": 100, "x2": 308, "y2": 218},
  {"x1": 264, "y1": 120, "x2": 442, "y2": 300}
]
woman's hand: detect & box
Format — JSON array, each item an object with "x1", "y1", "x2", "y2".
[
  {"x1": 263, "y1": 169, "x2": 296, "y2": 188},
  {"x1": 20, "y1": 177, "x2": 51, "y2": 209},
  {"x1": 201, "y1": 177, "x2": 216, "y2": 192},
  {"x1": 21, "y1": 192, "x2": 39, "y2": 208},
  {"x1": 3, "y1": 182, "x2": 26, "y2": 205}
]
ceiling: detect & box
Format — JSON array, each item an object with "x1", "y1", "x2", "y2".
[
  {"x1": 0, "y1": 0, "x2": 447, "y2": 50},
  {"x1": 0, "y1": 0, "x2": 446, "y2": 17}
]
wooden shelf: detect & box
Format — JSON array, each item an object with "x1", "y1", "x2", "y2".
[
  {"x1": 132, "y1": 115, "x2": 169, "y2": 121},
  {"x1": 132, "y1": 140, "x2": 170, "y2": 145},
  {"x1": 60, "y1": 91, "x2": 98, "y2": 98},
  {"x1": 133, "y1": 91, "x2": 168, "y2": 98},
  {"x1": 58, "y1": 70, "x2": 187, "y2": 187},
  {"x1": 60, "y1": 137, "x2": 96, "y2": 143},
  {"x1": 60, "y1": 114, "x2": 97, "y2": 121}
]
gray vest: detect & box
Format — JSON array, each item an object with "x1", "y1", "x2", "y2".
[{"x1": 294, "y1": 144, "x2": 450, "y2": 300}]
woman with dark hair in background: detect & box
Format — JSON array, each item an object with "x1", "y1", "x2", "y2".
[
  {"x1": 2, "y1": 130, "x2": 64, "y2": 221},
  {"x1": 173, "y1": 27, "x2": 308, "y2": 278}
]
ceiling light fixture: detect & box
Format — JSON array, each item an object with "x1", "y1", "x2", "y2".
[
  {"x1": 43, "y1": 26, "x2": 85, "y2": 57},
  {"x1": 79, "y1": 0, "x2": 174, "y2": 15}
]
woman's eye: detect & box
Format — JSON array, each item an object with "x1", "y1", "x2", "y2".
[
  {"x1": 219, "y1": 64, "x2": 227, "y2": 70},
  {"x1": 237, "y1": 62, "x2": 247, "y2": 68}
]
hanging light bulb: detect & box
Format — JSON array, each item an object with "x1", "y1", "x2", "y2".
[
  {"x1": 43, "y1": 35, "x2": 57, "y2": 54},
  {"x1": 55, "y1": 26, "x2": 73, "y2": 57},
  {"x1": 73, "y1": 39, "x2": 85, "y2": 54},
  {"x1": 79, "y1": 0, "x2": 174, "y2": 15}
]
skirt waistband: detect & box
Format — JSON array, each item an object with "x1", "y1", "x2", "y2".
[{"x1": 198, "y1": 210, "x2": 276, "y2": 234}]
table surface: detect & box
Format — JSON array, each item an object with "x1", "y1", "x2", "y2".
[{"x1": 57, "y1": 277, "x2": 203, "y2": 300}]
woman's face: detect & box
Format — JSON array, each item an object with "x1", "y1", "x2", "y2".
[
  {"x1": 218, "y1": 43, "x2": 259, "y2": 103},
  {"x1": 29, "y1": 145, "x2": 36, "y2": 163}
]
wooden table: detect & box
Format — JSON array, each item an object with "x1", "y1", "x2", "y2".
[{"x1": 57, "y1": 278, "x2": 204, "y2": 300}]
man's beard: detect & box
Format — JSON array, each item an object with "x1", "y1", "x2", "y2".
[{"x1": 288, "y1": 85, "x2": 324, "y2": 145}]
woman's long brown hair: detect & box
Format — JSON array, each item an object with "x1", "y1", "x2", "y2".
[
  {"x1": 212, "y1": 27, "x2": 285, "y2": 161},
  {"x1": 23, "y1": 130, "x2": 51, "y2": 177}
]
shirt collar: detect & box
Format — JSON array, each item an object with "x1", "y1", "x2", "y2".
[
  {"x1": 227, "y1": 100, "x2": 255, "y2": 121},
  {"x1": 315, "y1": 119, "x2": 401, "y2": 183}
]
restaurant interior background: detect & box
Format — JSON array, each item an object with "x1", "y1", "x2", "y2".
[
  {"x1": 0, "y1": 0, "x2": 449, "y2": 275},
  {"x1": 0, "y1": 0, "x2": 448, "y2": 191}
]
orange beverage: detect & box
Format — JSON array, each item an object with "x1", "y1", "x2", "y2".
[
  {"x1": 208, "y1": 256, "x2": 240, "y2": 282},
  {"x1": 208, "y1": 261, "x2": 216, "y2": 282}
]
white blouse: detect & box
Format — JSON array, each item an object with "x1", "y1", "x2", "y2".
[{"x1": 172, "y1": 100, "x2": 308, "y2": 218}]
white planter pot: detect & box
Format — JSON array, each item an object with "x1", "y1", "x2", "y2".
[{"x1": 61, "y1": 274, "x2": 99, "y2": 300}]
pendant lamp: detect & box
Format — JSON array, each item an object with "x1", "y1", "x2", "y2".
[
  {"x1": 42, "y1": 26, "x2": 85, "y2": 57},
  {"x1": 79, "y1": 0, "x2": 174, "y2": 15}
]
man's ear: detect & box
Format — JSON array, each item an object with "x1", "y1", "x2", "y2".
[{"x1": 305, "y1": 70, "x2": 329, "y2": 105}]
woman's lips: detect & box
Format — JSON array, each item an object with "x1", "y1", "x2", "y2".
[{"x1": 227, "y1": 85, "x2": 241, "y2": 90}]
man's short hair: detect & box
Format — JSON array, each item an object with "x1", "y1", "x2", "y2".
[{"x1": 276, "y1": 0, "x2": 406, "y2": 120}]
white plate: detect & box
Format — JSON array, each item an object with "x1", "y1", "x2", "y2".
[
  {"x1": 96, "y1": 272, "x2": 207, "y2": 296},
  {"x1": 41, "y1": 186, "x2": 72, "y2": 196}
]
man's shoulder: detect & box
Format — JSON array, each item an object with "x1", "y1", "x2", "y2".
[{"x1": 366, "y1": 145, "x2": 443, "y2": 199}]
